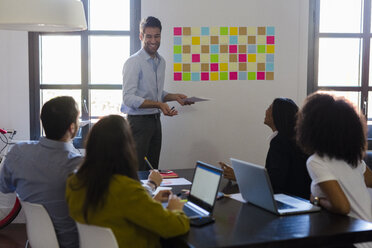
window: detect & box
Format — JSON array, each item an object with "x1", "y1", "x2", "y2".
[
  {"x1": 308, "y1": 0, "x2": 372, "y2": 122},
  {"x1": 29, "y1": 0, "x2": 141, "y2": 147}
]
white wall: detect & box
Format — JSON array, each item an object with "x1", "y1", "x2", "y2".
[
  {"x1": 0, "y1": 0, "x2": 310, "y2": 170},
  {"x1": 0, "y1": 31, "x2": 30, "y2": 140},
  {"x1": 142, "y1": 0, "x2": 310, "y2": 169}
]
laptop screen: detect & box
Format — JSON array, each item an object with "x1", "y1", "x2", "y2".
[{"x1": 190, "y1": 162, "x2": 222, "y2": 206}]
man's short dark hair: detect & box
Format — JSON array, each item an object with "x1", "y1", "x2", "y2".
[
  {"x1": 40, "y1": 96, "x2": 79, "y2": 140},
  {"x1": 140, "y1": 16, "x2": 162, "y2": 34}
]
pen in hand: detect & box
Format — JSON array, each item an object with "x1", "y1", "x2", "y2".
[{"x1": 144, "y1": 156, "x2": 154, "y2": 170}]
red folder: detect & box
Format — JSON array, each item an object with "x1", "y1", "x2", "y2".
[{"x1": 160, "y1": 170, "x2": 179, "y2": 178}]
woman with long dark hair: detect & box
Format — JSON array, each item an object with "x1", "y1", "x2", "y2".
[
  {"x1": 66, "y1": 115, "x2": 189, "y2": 248},
  {"x1": 220, "y1": 98, "x2": 311, "y2": 199}
]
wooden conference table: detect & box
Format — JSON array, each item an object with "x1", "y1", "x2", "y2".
[{"x1": 139, "y1": 169, "x2": 372, "y2": 248}]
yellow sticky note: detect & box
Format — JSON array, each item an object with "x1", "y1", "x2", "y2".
[
  {"x1": 267, "y1": 45, "x2": 275, "y2": 53},
  {"x1": 220, "y1": 63, "x2": 228, "y2": 71},
  {"x1": 248, "y1": 54, "x2": 256, "y2": 62},
  {"x1": 192, "y1": 36, "x2": 200, "y2": 45},
  {"x1": 174, "y1": 63, "x2": 182, "y2": 72},
  {"x1": 210, "y1": 72, "x2": 219, "y2": 81},
  {"x1": 230, "y1": 27, "x2": 238, "y2": 35}
]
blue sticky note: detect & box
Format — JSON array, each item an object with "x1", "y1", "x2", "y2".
[
  {"x1": 229, "y1": 36, "x2": 238, "y2": 44},
  {"x1": 174, "y1": 54, "x2": 182, "y2": 63},
  {"x1": 267, "y1": 26, "x2": 275, "y2": 35},
  {"x1": 266, "y1": 54, "x2": 274, "y2": 63},
  {"x1": 239, "y1": 72, "x2": 247, "y2": 80},
  {"x1": 174, "y1": 37, "x2": 182, "y2": 45},
  {"x1": 211, "y1": 45, "x2": 219, "y2": 54},
  {"x1": 201, "y1": 27, "x2": 210, "y2": 36},
  {"x1": 248, "y1": 45, "x2": 256, "y2": 53},
  {"x1": 266, "y1": 63, "x2": 274, "y2": 72},
  {"x1": 192, "y1": 73, "x2": 200, "y2": 81}
]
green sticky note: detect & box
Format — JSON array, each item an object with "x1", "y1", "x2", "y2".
[
  {"x1": 174, "y1": 45, "x2": 182, "y2": 54},
  {"x1": 248, "y1": 72, "x2": 256, "y2": 80},
  {"x1": 182, "y1": 73, "x2": 191, "y2": 81},
  {"x1": 220, "y1": 27, "x2": 228, "y2": 35},
  {"x1": 210, "y1": 54, "x2": 219, "y2": 63},
  {"x1": 220, "y1": 72, "x2": 228, "y2": 80},
  {"x1": 257, "y1": 45, "x2": 266, "y2": 53}
]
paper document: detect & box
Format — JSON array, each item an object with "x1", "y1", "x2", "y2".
[
  {"x1": 229, "y1": 193, "x2": 247, "y2": 203},
  {"x1": 152, "y1": 186, "x2": 172, "y2": 196},
  {"x1": 141, "y1": 178, "x2": 192, "y2": 186},
  {"x1": 182, "y1": 96, "x2": 210, "y2": 102}
]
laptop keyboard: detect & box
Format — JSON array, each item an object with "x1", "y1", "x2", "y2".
[
  {"x1": 275, "y1": 200, "x2": 295, "y2": 210},
  {"x1": 183, "y1": 205, "x2": 201, "y2": 217}
]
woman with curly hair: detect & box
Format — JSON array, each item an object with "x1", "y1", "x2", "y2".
[{"x1": 297, "y1": 92, "x2": 372, "y2": 237}]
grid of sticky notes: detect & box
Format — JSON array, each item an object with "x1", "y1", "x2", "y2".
[{"x1": 173, "y1": 26, "x2": 275, "y2": 81}]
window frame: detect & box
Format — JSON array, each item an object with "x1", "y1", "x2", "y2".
[
  {"x1": 28, "y1": 0, "x2": 141, "y2": 147},
  {"x1": 308, "y1": 0, "x2": 372, "y2": 117}
]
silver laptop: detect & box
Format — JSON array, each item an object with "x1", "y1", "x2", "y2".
[
  {"x1": 182, "y1": 161, "x2": 222, "y2": 218},
  {"x1": 230, "y1": 158, "x2": 320, "y2": 215}
]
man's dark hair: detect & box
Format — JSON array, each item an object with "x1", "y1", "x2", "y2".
[
  {"x1": 296, "y1": 92, "x2": 367, "y2": 167},
  {"x1": 140, "y1": 16, "x2": 162, "y2": 34},
  {"x1": 40, "y1": 96, "x2": 79, "y2": 140}
]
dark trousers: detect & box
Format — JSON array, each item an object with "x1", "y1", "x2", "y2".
[{"x1": 127, "y1": 114, "x2": 162, "y2": 171}]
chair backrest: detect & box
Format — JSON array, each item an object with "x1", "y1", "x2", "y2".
[
  {"x1": 76, "y1": 222, "x2": 119, "y2": 248},
  {"x1": 21, "y1": 201, "x2": 59, "y2": 248}
]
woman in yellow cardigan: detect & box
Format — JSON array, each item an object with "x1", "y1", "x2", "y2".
[{"x1": 66, "y1": 115, "x2": 189, "y2": 248}]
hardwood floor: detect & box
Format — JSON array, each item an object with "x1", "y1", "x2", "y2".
[{"x1": 0, "y1": 224, "x2": 27, "y2": 248}]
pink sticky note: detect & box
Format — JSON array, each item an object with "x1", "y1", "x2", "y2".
[
  {"x1": 230, "y1": 72, "x2": 238, "y2": 80},
  {"x1": 238, "y1": 54, "x2": 247, "y2": 62},
  {"x1": 257, "y1": 72, "x2": 265, "y2": 80},
  {"x1": 174, "y1": 73, "x2": 182, "y2": 81},
  {"x1": 210, "y1": 63, "x2": 219, "y2": 71},
  {"x1": 201, "y1": 72, "x2": 209, "y2": 81},
  {"x1": 229, "y1": 45, "x2": 237, "y2": 53},
  {"x1": 267, "y1": 36, "x2": 275, "y2": 44},
  {"x1": 192, "y1": 54, "x2": 200, "y2": 62},
  {"x1": 174, "y1": 27, "x2": 182, "y2": 36}
]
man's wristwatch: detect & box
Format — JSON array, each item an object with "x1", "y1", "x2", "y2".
[{"x1": 313, "y1": 196, "x2": 320, "y2": 206}]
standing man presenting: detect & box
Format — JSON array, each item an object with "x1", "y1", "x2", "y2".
[{"x1": 122, "y1": 16, "x2": 193, "y2": 170}]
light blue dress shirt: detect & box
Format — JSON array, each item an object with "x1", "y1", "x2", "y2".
[
  {"x1": 0, "y1": 137, "x2": 83, "y2": 248},
  {"x1": 121, "y1": 48, "x2": 168, "y2": 115}
]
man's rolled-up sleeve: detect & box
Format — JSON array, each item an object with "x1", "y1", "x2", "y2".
[{"x1": 122, "y1": 58, "x2": 145, "y2": 109}]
